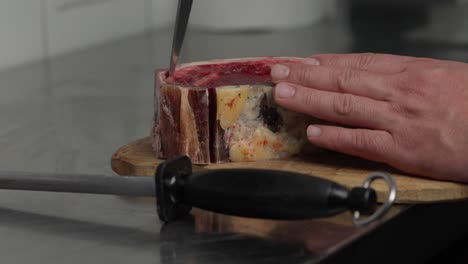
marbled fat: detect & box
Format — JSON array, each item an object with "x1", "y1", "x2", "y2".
[{"x1": 152, "y1": 57, "x2": 316, "y2": 164}]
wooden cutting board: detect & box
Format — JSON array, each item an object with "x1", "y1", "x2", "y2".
[{"x1": 111, "y1": 137, "x2": 468, "y2": 204}]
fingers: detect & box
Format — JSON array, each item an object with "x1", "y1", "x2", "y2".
[
  {"x1": 274, "y1": 83, "x2": 395, "y2": 130},
  {"x1": 306, "y1": 124, "x2": 395, "y2": 163},
  {"x1": 309, "y1": 53, "x2": 412, "y2": 73},
  {"x1": 271, "y1": 63, "x2": 394, "y2": 101}
]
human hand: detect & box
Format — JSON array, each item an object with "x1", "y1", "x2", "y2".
[{"x1": 271, "y1": 53, "x2": 468, "y2": 182}]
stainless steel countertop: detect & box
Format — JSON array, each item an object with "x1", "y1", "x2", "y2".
[{"x1": 0, "y1": 8, "x2": 466, "y2": 262}]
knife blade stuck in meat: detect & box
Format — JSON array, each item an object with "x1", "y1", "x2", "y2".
[{"x1": 167, "y1": 0, "x2": 193, "y2": 79}]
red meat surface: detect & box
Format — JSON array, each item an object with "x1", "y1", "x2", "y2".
[
  {"x1": 154, "y1": 57, "x2": 303, "y2": 164},
  {"x1": 166, "y1": 58, "x2": 299, "y2": 88}
]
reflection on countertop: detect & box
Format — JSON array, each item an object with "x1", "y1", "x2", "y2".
[{"x1": 158, "y1": 206, "x2": 403, "y2": 264}]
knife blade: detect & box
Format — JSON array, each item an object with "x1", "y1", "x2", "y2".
[{"x1": 167, "y1": 0, "x2": 193, "y2": 79}]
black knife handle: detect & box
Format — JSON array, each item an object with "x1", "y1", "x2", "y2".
[{"x1": 156, "y1": 156, "x2": 377, "y2": 223}]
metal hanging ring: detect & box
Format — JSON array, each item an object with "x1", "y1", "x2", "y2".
[{"x1": 353, "y1": 172, "x2": 397, "y2": 227}]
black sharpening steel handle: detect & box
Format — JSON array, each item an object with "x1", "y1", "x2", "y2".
[{"x1": 155, "y1": 156, "x2": 377, "y2": 222}]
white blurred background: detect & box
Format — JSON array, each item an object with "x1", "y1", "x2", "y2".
[{"x1": 0, "y1": 0, "x2": 337, "y2": 72}]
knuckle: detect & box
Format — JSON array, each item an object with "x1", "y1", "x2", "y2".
[
  {"x1": 388, "y1": 103, "x2": 414, "y2": 119},
  {"x1": 370, "y1": 134, "x2": 393, "y2": 159},
  {"x1": 381, "y1": 85, "x2": 396, "y2": 101},
  {"x1": 425, "y1": 65, "x2": 447, "y2": 81},
  {"x1": 392, "y1": 126, "x2": 419, "y2": 151},
  {"x1": 350, "y1": 132, "x2": 367, "y2": 151},
  {"x1": 393, "y1": 71, "x2": 426, "y2": 97},
  {"x1": 327, "y1": 129, "x2": 393, "y2": 161},
  {"x1": 357, "y1": 53, "x2": 377, "y2": 69},
  {"x1": 350, "y1": 131, "x2": 389, "y2": 156},
  {"x1": 301, "y1": 91, "x2": 317, "y2": 107},
  {"x1": 326, "y1": 129, "x2": 348, "y2": 151},
  {"x1": 332, "y1": 94, "x2": 354, "y2": 116},
  {"x1": 326, "y1": 55, "x2": 341, "y2": 66},
  {"x1": 295, "y1": 66, "x2": 311, "y2": 84},
  {"x1": 335, "y1": 69, "x2": 357, "y2": 93},
  {"x1": 336, "y1": 131, "x2": 373, "y2": 154}
]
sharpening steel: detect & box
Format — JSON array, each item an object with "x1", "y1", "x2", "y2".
[{"x1": 0, "y1": 156, "x2": 392, "y2": 225}]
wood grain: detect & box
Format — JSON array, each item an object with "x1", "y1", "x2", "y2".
[{"x1": 111, "y1": 137, "x2": 468, "y2": 204}]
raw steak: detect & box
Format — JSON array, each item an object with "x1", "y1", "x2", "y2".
[{"x1": 152, "y1": 57, "x2": 316, "y2": 164}]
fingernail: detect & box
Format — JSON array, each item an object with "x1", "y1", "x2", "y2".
[
  {"x1": 303, "y1": 58, "x2": 320, "y2": 66},
  {"x1": 271, "y1": 64, "x2": 290, "y2": 80},
  {"x1": 307, "y1": 125, "x2": 322, "y2": 137},
  {"x1": 275, "y1": 83, "x2": 295, "y2": 99}
]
